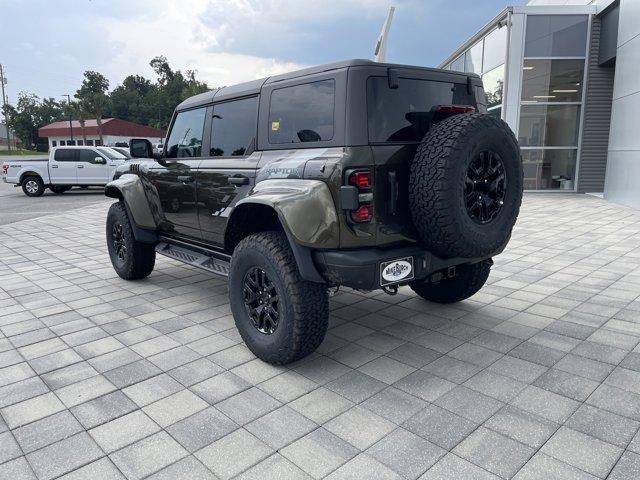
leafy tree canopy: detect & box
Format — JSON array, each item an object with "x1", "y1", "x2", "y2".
[{"x1": 2, "y1": 57, "x2": 211, "y2": 148}]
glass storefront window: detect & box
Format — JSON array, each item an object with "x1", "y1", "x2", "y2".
[
  {"x1": 522, "y1": 59, "x2": 584, "y2": 103},
  {"x1": 522, "y1": 149, "x2": 577, "y2": 190},
  {"x1": 482, "y1": 64, "x2": 504, "y2": 112},
  {"x1": 465, "y1": 41, "x2": 483, "y2": 74},
  {"x1": 450, "y1": 55, "x2": 465, "y2": 72},
  {"x1": 483, "y1": 25, "x2": 507, "y2": 73},
  {"x1": 519, "y1": 104, "x2": 581, "y2": 147},
  {"x1": 525, "y1": 15, "x2": 588, "y2": 57}
]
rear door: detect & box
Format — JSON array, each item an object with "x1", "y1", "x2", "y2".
[
  {"x1": 146, "y1": 107, "x2": 206, "y2": 239},
  {"x1": 197, "y1": 96, "x2": 260, "y2": 246},
  {"x1": 49, "y1": 148, "x2": 78, "y2": 184}
]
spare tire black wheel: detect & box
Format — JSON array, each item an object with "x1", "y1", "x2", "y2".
[{"x1": 409, "y1": 114, "x2": 522, "y2": 259}]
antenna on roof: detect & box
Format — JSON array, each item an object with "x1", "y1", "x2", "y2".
[{"x1": 374, "y1": 6, "x2": 395, "y2": 63}]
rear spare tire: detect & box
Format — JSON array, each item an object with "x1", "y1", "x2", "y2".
[{"x1": 409, "y1": 114, "x2": 522, "y2": 259}]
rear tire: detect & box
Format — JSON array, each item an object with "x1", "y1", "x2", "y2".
[
  {"x1": 22, "y1": 176, "x2": 45, "y2": 197},
  {"x1": 229, "y1": 231, "x2": 329, "y2": 365},
  {"x1": 106, "y1": 201, "x2": 156, "y2": 280},
  {"x1": 410, "y1": 260, "x2": 491, "y2": 304}
]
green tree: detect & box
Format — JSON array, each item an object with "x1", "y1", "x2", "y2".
[
  {"x1": 146, "y1": 56, "x2": 208, "y2": 129},
  {"x1": 2, "y1": 93, "x2": 63, "y2": 148},
  {"x1": 109, "y1": 75, "x2": 155, "y2": 126},
  {"x1": 76, "y1": 71, "x2": 110, "y2": 144}
]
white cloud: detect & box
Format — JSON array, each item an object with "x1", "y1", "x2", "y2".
[
  {"x1": 95, "y1": 0, "x2": 319, "y2": 89},
  {"x1": 97, "y1": 0, "x2": 395, "y2": 89}
]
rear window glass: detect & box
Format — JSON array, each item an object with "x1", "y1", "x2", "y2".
[
  {"x1": 54, "y1": 149, "x2": 75, "y2": 161},
  {"x1": 367, "y1": 77, "x2": 475, "y2": 143},
  {"x1": 269, "y1": 79, "x2": 335, "y2": 144}
]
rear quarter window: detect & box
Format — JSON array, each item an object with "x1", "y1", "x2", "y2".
[
  {"x1": 367, "y1": 77, "x2": 476, "y2": 143},
  {"x1": 268, "y1": 79, "x2": 335, "y2": 144}
]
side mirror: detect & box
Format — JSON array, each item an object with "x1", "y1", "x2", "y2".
[
  {"x1": 94, "y1": 156, "x2": 106, "y2": 164},
  {"x1": 130, "y1": 138, "x2": 154, "y2": 158}
]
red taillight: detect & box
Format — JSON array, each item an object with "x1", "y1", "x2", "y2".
[
  {"x1": 436, "y1": 105, "x2": 476, "y2": 114},
  {"x1": 1, "y1": 163, "x2": 8, "y2": 175},
  {"x1": 349, "y1": 171, "x2": 372, "y2": 190},
  {"x1": 346, "y1": 169, "x2": 373, "y2": 224},
  {"x1": 350, "y1": 205, "x2": 373, "y2": 223}
]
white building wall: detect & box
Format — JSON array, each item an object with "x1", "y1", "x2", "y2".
[
  {"x1": 47, "y1": 135, "x2": 163, "y2": 149},
  {"x1": 603, "y1": 0, "x2": 640, "y2": 208}
]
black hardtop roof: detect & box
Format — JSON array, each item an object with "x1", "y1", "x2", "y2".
[{"x1": 176, "y1": 59, "x2": 475, "y2": 111}]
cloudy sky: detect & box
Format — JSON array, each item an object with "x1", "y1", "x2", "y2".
[{"x1": 1, "y1": 0, "x2": 525, "y2": 104}]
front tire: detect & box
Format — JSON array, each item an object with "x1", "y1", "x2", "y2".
[
  {"x1": 229, "y1": 231, "x2": 329, "y2": 365},
  {"x1": 410, "y1": 260, "x2": 491, "y2": 304},
  {"x1": 22, "y1": 176, "x2": 45, "y2": 197},
  {"x1": 106, "y1": 201, "x2": 156, "y2": 280}
]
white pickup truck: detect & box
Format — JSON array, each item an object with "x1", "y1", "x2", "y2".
[{"x1": 1, "y1": 146, "x2": 129, "y2": 196}]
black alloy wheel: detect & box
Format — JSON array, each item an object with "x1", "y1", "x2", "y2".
[
  {"x1": 243, "y1": 267, "x2": 279, "y2": 334},
  {"x1": 111, "y1": 222, "x2": 127, "y2": 263},
  {"x1": 465, "y1": 150, "x2": 506, "y2": 225}
]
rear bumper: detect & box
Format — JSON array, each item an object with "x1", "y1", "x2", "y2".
[{"x1": 313, "y1": 244, "x2": 490, "y2": 290}]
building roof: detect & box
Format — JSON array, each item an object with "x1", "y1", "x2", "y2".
[{"x1": 38, "y1": 118, "x2": 165, "y2": 138}]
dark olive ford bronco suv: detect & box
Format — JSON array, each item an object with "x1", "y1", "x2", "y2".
[{"x1": 105, "y1": 60, "x2": 523, "y2": 365}]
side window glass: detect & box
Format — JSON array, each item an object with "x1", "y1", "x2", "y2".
[
  {"x1": 268, "y1": 79, "x2": 335, "y2": 144},
  {"x1": 165, "y1": 108, "x2": 206, "y2": 158},
  {"x1": 78, "y1": 149, "x2": 100, "y2": 163},
  {"x1": 53, "y1": 149, "x2": 75, "y2": 162},
  {"x1": 210, "y1": 97, "x2": 258, "y2": 157}
]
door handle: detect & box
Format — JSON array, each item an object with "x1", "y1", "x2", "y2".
[
  {"x1": 77, "y1": 165, "x2": 84, "y2": 168},
  {"x1": 229, "y1": 176, "x2": 249, "y2": 186},
  {"x1": 177, "y1": 175, "x2": 194, "y2": 183},
  {"x1": 51, "y1": 165, "x2": 58, "y2": 168}
]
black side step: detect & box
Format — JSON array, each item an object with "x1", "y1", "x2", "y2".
[{"x1": 155, "y1": 241, "x2": 230, "y2": 277}]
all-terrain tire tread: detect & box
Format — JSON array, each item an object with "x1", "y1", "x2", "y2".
[
  {"x1": 409, "y1": 113, "x2": 522, "y2": 258},
  {"x1": 232, "y1": 231, "x2": 329, "y2": 364},
  {"x1": 107, "y1": 202, "x2": 155, "y2": 280}
]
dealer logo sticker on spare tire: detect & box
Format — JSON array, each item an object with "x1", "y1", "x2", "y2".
[{"x1": 380, "y1": 257, "x2": 414, "y2": 286}]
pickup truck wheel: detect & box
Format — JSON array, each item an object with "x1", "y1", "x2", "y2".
[
  {"x1": 409, "y1": 114, "x2": 522, "y2": 258},
  {"x1": 229, "y1": 231, "x2": 329, "y2": 365},
  {"x1": 106, "y1": 201, "x2": 156, "y2": 280},
  {"x1": 22, "y1": 176, "x2": 45, "y2": 197},
  {"x1": 410, "y1": 260, "x2": 491, "y2": 304}
]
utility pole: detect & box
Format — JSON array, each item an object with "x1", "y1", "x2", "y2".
[
  {"x1": 0, "y1": 63, "x2": 11, "y2": 152},
  {"x1": 62, "y1": 94, "x2": 74, "y2": 143}
]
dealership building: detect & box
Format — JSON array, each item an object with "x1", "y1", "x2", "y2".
[{"x1": 439, "y1": 0, "x2": 639, "y2": 208}]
